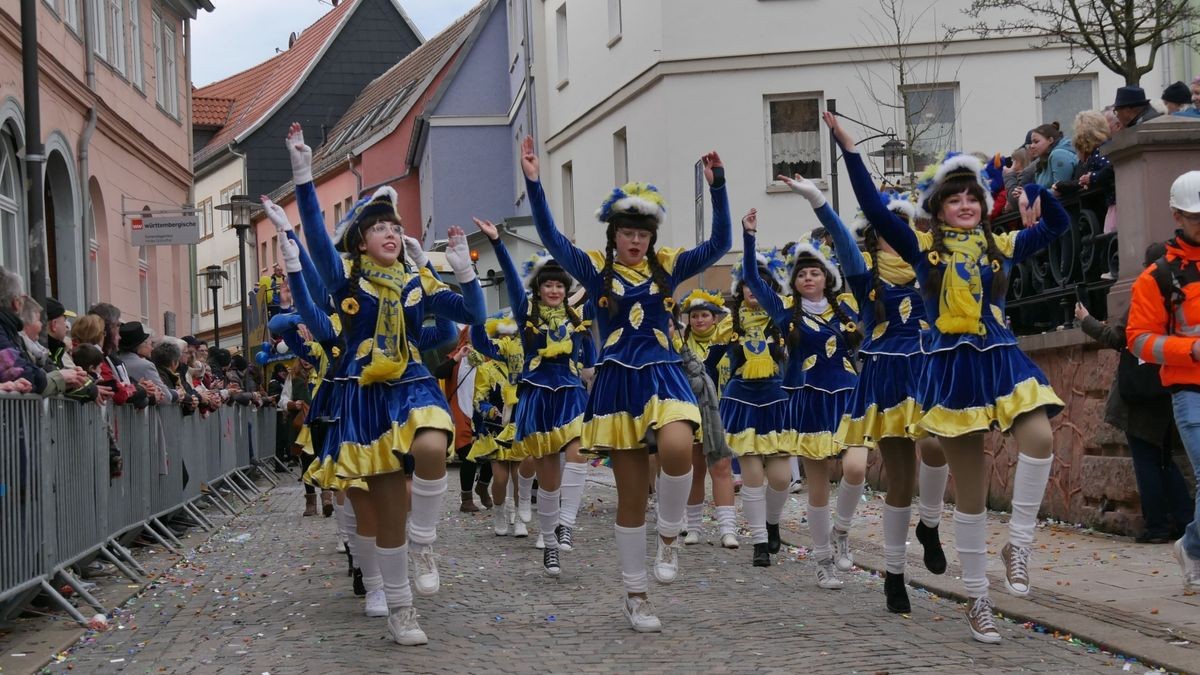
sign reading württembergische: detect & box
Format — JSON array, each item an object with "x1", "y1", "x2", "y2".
[{"x1": 131, "y1": 215, "x2": 200, "y2": 246}]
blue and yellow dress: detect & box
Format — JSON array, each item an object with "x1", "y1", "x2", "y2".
[
  {"x1": 741, "y1": 232, "x2": 859, "y2": 459},
  {"x1": 465, "y1": 332, "x2": 520, "y2": 462},
  {"x1": 294, "y1": 181, "x2": 486, "y2": 482},
  {"x1": 525, "y1": 174, "x2": 732, "y2": 451},
  {"x1": 485, "y1": 239, "x2": 590, "y2": 458},
  {"x1": 718, "y1": 302, "x2": 791, "y2": 456},
  {"x1": 812, "y1": 202, "x2": 928, "y2": 447},
  {"x1": 843, "y1": 151, "x2": 1066, "y2": 436}
]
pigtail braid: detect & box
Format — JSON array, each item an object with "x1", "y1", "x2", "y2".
[
  {"x1": 982, "y1": 224, "x2": 1009, "y2": 301},
  {"x1": 924, "y1": 225, "x2": 948, "y2": 305},
  {"x1": 599, "y1": 227, "x2": 619, "y2": 317},
  {"x1": 864, "y1": 230, "x2": 887, "y2": 323}
]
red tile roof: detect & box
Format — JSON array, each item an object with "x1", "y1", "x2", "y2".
[
  {"x1": 192, "y1": 0, "x2": 360, "y2": 166},
  {"x1": 192, "y1": 94, "x2": 234, "y2": 127}
]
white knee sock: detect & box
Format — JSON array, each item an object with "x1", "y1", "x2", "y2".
[
  {"x1": 655, "y1": 470, "x2": 693, "y2": 538},
  {"x1": 766, "y1": 485, "x2": 789, "y2": 526},
  {"x1": 1009, "y1": 454, "x2": 1053, "y2": 549},
  {"x1": 517, "y1": 471, "x2": 535, "y2": 516},
  {"x1": 342, "y1": 498, "x2": 358, "y2": 558},
  {"x1": 954, "y1": 509, "x2": 989, "y2": 598},
  {"x1": 715, "y1": 505, "x2": 737, "y2": 537},
  {"x1": 408, "y1": 475, "x2": 447, "y2": 547},
  {"x1": 333, "y1": 500, "x2": 346, "y2": 541},
  {"x1": 614, "y1": 524, "x2": 648, "y2": 593},
  {"x1": 537, "y1": 488, "x2": 560, "y2": 549},
  {"x1": 559, "y1": 462, "x2": 588, "y2": 528},
  {"x1": 808, "y1": 504, "x2": 832, "y2": 561},
  {"x1": 791, "y1": 457, "x2": 802, "y2": 482},
  {"x1": 686, "y1": 503, "x2": 704, "y2": 532},
  {"x1": 353, "y1": 533, "x2": 382, "y2": 592},
  {"x1": 882, "y1": 504, "x2": 912, "y2": 575},
  {"x1": 741, "y1": 485, "x2": 767, "y2": 544},
  {"x1": 833, "y1": 478, "x2": 865, "y2": 532},
  {"x1": 917, "y1": 461, "x2": 949, "y2": 528},
  {"x1": 375, "y1": 544, "x2": 412, "y2": 610}
]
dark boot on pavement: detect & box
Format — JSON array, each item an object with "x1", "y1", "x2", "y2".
[
  {"x1": 884, "y1": 571, "x2": 911, "y2": 613},
  {"x1": 460, "y1": 490, "x2": 480, "y2": 513},
  {"x1": 303, "y1": 493, "x2": 317, "y2": 517}
]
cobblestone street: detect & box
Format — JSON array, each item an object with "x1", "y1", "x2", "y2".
[{"x1": 41, "y1": 470, "x2": 1156, "y2": 674}]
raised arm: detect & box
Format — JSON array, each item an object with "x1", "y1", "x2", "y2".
[
  {"x1": 778, "y1": 174, "x2": 867, "y2": 281},
  {"x1": 469, "y1": 324, "x2": 501, "y2": 360},
  {"x1": 264, "y1": 196, "x2": 333, "y2": 311},
  {"x1": 673, "y1": 152, "x2": 733, "y2": 281},
  {"x1": 286, "y1": 123, "x2": 346, "y2": 293},
  {"x1": 823, "y1": 112, "x2": 921, "y2": 264},
  {"x1": 740, "y1": 212, "x2": 791, "y2": 328},
  {"x1": 424, "y1": 226, "x2": 487, "y2": 325},
  {"x1": 1010, "y1": 184, "x2": 1069, "y2": 264},
  {"x1": 475, "y1": 218, "x2": 529, "y2": 322},
  {"x1": 279, "y1": 236, "x2": 337, "y2": 343},
  {"x1": 521, "y1": 136, "x2": 599, "y2": 288}
]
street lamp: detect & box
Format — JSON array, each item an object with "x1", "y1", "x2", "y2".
[
  {"x1": 214, "y1": 195, "x2": 260, "y2": 362},
  {"x1": 197, "y1": 264, "x2": 227, "y2": 349},
  {"x1": 880, "y1": 138, "x2": 906, "y2": 177}
]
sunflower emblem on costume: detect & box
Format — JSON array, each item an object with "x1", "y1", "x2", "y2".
[
  {"x1": 927, "y1": 251, "x2": 941, "y2": 266},
  {"x1": 341, "y1": 297, "x2": 360, "y2": 315}
]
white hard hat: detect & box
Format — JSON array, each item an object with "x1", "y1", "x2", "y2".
[{"x1": 1169, "y1": 171, "x2": 1200, "y2": 213}]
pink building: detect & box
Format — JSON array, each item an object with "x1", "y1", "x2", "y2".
[{"x1": 0, "y1": 0, "x2": 211, "y2": 333}]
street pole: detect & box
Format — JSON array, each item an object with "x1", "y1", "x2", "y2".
[
  {"x1": 21, "y1": 0, "x2": 47, "y2": 302},
  {"x1": 235, "y1": 226, "x2": 251, "y2": 390},
  {"x1": 827, "y1": 99, "x2": 839, "y2": 214},
  {"x1": 211, "y1": 286, "x2": 221, "y2": 350}
]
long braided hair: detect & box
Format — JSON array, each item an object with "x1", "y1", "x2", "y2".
[
  {"x1": 598, "y1": 214, "x2": 671, "y2": 316},
  {"x1": 862, "y1": 227, "x2": 887, "y2": 323},
  {"x1": 730, "y1": 275, "x2": 786, "y2": 368},
  {"x1": 789, "y1": 259, "x2": 861, "y2": 350},
  {"x1": 526, "y1": 263, "x2": 582, "y2": 343},
  {"x1": 923, "y1": 175, "x2": 1008, "y2": 305}
]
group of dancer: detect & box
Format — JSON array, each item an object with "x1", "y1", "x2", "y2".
[{"x1": 260, "y1": 108, "x2": 1070, "y2": 645}]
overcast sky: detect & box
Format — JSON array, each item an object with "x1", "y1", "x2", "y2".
[{"x1": 192, "y1": 0, "x2": 481, "y2": 87}]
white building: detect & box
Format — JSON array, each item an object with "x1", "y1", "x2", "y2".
[{"x1": 527, "y1": 0, "x2": 1175, "y2": 287}]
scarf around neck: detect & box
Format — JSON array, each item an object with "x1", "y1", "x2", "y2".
[
  {"x1": 356, "y1": 256, "x2": 412, "y2": 385},
  {"x1": 935, "y1": 227, "x2": 988, "y2": 336}
]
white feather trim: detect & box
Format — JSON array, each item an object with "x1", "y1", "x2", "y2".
[
  {"x1": 919, "y1": 154, "x2": 995, "y2": 217},
  {"x1": 788, "y1": 241, "x2": 843, "y2": 292},
  {"x1": 596, "y1": 195, "x2": 666, "y2": 223}
]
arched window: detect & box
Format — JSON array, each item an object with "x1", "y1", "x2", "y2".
[{"x1": 0, "y1": 124, "x2": 24, "y2": 279}]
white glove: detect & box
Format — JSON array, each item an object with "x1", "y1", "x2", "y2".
[
  {"x1": 403, "y1": 235, "x2": 429, "y2": 270},
  {"x1": 280, "y1": 237, "x2": 302, "y2": 274},
  {"x1": 444, "y1": 230, "x2": 476, "y2": 284},
  {"x1": 286, "y1": 124, "x2": 313, "y2": 185},
  {"x1": 783, "y1": 175, "x2": 826, "y2": 209},
  {"x1": 262, "y1": 198, "x2": 293, "y2": 233}
]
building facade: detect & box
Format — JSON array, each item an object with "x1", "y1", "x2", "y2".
[{"x1": 1, "y1": 0, "x2": 211, "y2": 332}]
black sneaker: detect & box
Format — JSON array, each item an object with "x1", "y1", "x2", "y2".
[
  {"x1": 766, "y1": 522, "x2": 781, "y2": 555},
  {"x1": 915, "y1": 521, "x2": 947, "y2": 575},
  {"x1": 346, "y1": 548, "x2": 355, "y2": 577},
  {"x1": 884, "y1": 571, "x2": 911, "y2": 613},
  {"x1": 752, "y1": 542, "x2": 771, "y2": 567},
  {"x1": 352, "y1": 567, "x2": 366, "y2": 596},
  {"x1": 556, "y1": 524, "x2": 574, "y2": 552},
  {"x1": 542, "y1": 547, "x2": 561, "y2": 577}
]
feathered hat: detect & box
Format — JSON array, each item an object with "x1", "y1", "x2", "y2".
[
  {"x1": 484, "y1": 310, "x2": 519, "y2": 338},
  {"x1": 596, "y1": 182, "x2": 667, "y2": 226},
  {"x1": 787, "y1": 242, "x2": 843, "y2": 293},
  {"x1": 915, "y1": 152, "x2": 994, "y2": 218},
  {"x1": 730, "y1": 248, "x2": 790, "y2": 295},
  {"x1": 850, "y1": 190, "x2": 921, "y2": 240},
  {"x1": 333, "y1": 186, "x2": 400, "y2": 253},
  {"x1": 679, "y1": 288, "x2": 728, "y2": 315},
  {"x1": 520, "y1": 250, "x2": 575, "y2": 292}
]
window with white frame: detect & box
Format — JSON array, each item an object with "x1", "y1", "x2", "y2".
[
  {"x1": 259, "y1": 241, "x2": 268, "y2": 275},
  {"x1": 0, "y1": 127, "x2": 25, "y2": 281},
  {"x1": 91, "y1": 0, "x2": 126, "y2": 74},
  {"x1": 219, "y1": 182, "x2": 241, "y2": 229},
  {"x1": 222, "y1": 258, "x2": 240, "y2": 308},
  {"x1": 153, "y1": 10, "x2": 178, "y2": 116},
  {"x1": 271, "y1": 235, "x2": 279, "y2": 269},
  {"x1": 555, "y1": 4, "x2": 568, "y2": 87},
  {"x1": 64, "y1": 0, "x2": 80, "y2": 33},
  {"x1": 766, "y1": 95, "x2": 822, "y2": 181},
  {"x1": 608, "y1": 0, "x2": 622, "y2": 44},
  {"x1": 127, "y1": 0, "x2": 142, "y2": 90},
  {"x1": 138, "y1": 246, "x2": 150, "y2": 322},
  {"x1": 43, "y1": 0, "x2": 60, "y2": 16},
  {"x1": 1039, "y1": 75, "x2": 1095, "y2": 137},
  {"x1": 561, "y1": 161, "x2": 575, "y2": 238},
  {"x1": 903, "y1": 85, "x2": 958, "y2": 171},
  {"x1": 334, "y1": 201, "x2": 343, "y2": 226},
  {"x1": 196, "y1": 277, "x2": 211, "y2": 315},
  {"x1": 198, "y1": 197, "x2": 213, "y2": 239},
  {"x1": 613, "y1": 127, "x2": 628, "y2": 185}
]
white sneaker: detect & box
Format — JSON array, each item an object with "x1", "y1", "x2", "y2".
[
  {"x1": 336, "y1": 540, "x2": 347, "y2": 554},
  {"x1": 1000, "y1": 543, "x2": 1031, "y2": 597},
  {"x1": 653, "y1": 538, "x2": 679, "y2": 584},
  {"x1": 411, "y1": 545, "x2": 439, "y2": 597},
  {"x1": 1175, "y1": 538, "x2": 1200, "y2": 591},
  {"x1": 387, "y1": 607, "x2": 428, "y2": 646},
  {"x1": 683, "y1": 530, "x2": 702, "y2": 546},
  {"x1": 535, "y1": 533, "x2": 545, "y2": 550},
  {"x1": 815, "y1": 558, "x2": 844, "y2": 590},
  {"x1": 508, "y1": 502, "x2": 516, "y2": 525},
  {"x1": 513, "y1": 519, "x2": 529, "y2": 538},
  {"x1": 364, "y1": 589, "x2": 388, "y2": 617},
  {"x1": 789, "y1": 480, "x2": 804, "y2": 494},
  {"x1": 832, "y1": 527, "x2": 854, "y2": 572},
  {"x1": 518, "y1": 498, "x2": 532, "y2": 524},
  {"x1": 493, "y1": 508, "x2": 509, "y2": 536},
  {"x1": 622, "y1": 596, "x2": 662, "y2": 633},
  {"x1": 720, "y1": 533, "x2": 740, "y2": 549}
]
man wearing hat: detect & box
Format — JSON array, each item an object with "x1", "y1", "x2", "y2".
[
  {"x1": 45, "y1": 297, "x2": 76, "y2": 368},
  {"x1": 1162, "y1": 81, "x2": 1200, "y2": 118},
  {"x1": 1112, "y1": 85, "x2": 1162, "y2": 128},
  {"x1": 117, "y1": 322, "x2": 172, "y2": 404}
]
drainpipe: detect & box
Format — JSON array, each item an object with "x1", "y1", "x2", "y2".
[
  {"x1": 77, "y1": 0, "x2": 97, "y2": 310},
  {"x1": 21, "y1": 0, "x2": 47, "y2": 303},
  {"x1": 185, "y1": 16, "x2": 197, "y2": 332},
  {"x1": 347, "y1": 153, "x2": 362, "y2": 196},
  {"x1": 227, "y1": 143, "x2": 249, "y2": 349}
]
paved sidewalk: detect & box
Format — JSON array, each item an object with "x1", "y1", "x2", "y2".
[
  {"x1": 32, "y1": 469, "x2": 1160, "y2": 674},
  {"x1": 762, "y1": 482, "x2": 1199, "y2": 674}
]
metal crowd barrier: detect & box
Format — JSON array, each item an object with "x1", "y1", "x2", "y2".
[{"x1": 0, "y1": 395, "x2": 278, "y2": 626}]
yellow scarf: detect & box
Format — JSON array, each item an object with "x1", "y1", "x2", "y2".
[
  {"x1": 684, "y1": 325, "x2": 717, "y2": 360},
  {"x1": 935, "y1": 228, "x2": 987, "y2": 336},
  {"x1": 533, "y1": 305, "x2": 575, "y2": 358},
  {"x1": 737, "y1": 305, "x2": 778, "y2": 379},
  {"x1": 876, "y1": 250, "x2": 916, "y2": 286},
  {"x1": 356, "y1": 257, "x2": 412, "y2": 385},
  {"x1": 495, "y1": 335, "x2": 525, "y2": 387}
]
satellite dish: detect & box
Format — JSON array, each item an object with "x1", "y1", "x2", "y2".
[{"x1": 288, "y1": 32, "x2": 298, "y2": 48}]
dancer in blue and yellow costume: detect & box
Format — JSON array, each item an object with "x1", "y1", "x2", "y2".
[
  {"x1": 826, "y1": 112, "x2": 1067, "y2": 644},
  {"x1": 466, "y1": 312, "x2": 526, "y2": 535},
  {"x1": 519, "y1": 135, "x2": 731, "y2": 632},
  {"x1": 773, "y1": 175, "x2": 952, "y2": 615},
  {"x1": 676, "y1": 290, "x2": 738, "y2": 549},
  {"x1": 283, "y1": 124, "x2": 485, "y2": 647},
  {"x1": 471, "y1": 219, "x2": 594, "y2": 576},
  {"x1": 721, "y1": 249, "x2": 798, "y2": 568},
  {"x1": 740, "y1": 207, "x2": 860, "y2": 591}
]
